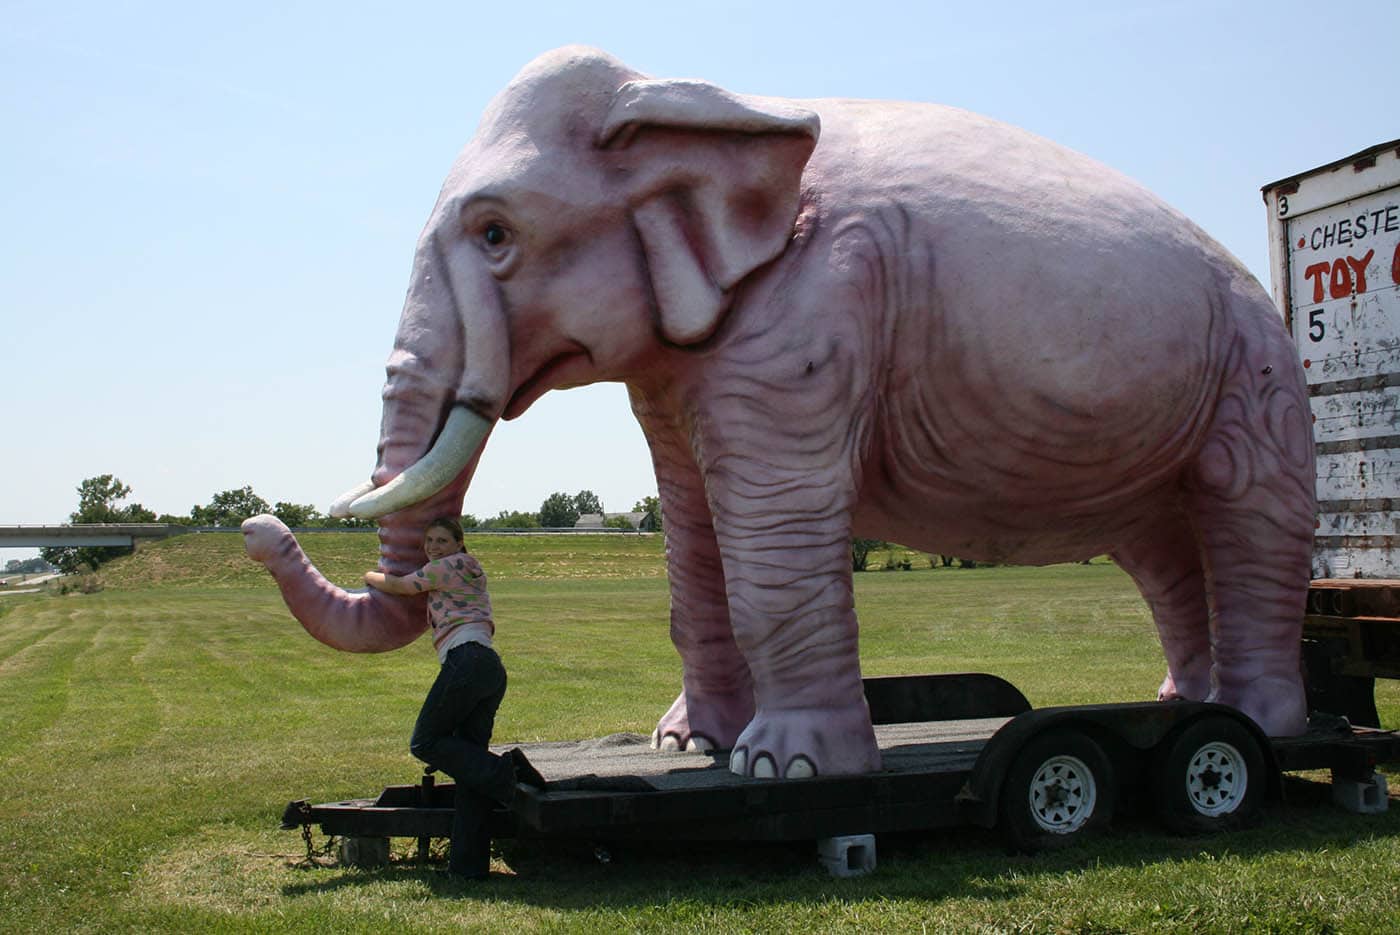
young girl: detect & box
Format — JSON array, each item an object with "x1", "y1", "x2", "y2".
[{"x1": 364, "y1": 516, "x2": 543, "y2": 880}]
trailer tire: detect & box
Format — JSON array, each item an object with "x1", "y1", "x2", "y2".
[
  {"x1": 998, "y1": 729, "x2": 1114, "y2": 853},
  {"x1": 1152, "y1": 716, "x2": 1265, "y2": 835}
]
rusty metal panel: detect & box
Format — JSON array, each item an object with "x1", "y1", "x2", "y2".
[{"x1": 1268, "y1": 143, "x2": 1400, "y2": 578}]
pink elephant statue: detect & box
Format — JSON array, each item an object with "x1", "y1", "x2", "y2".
[{"x1": 244, "y1": 46, "x2": 1315, "y2": 779}]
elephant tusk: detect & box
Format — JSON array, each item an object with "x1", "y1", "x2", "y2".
[
  {"x1": 327, "y1": 480, "x2": 376, "y2": 519},
  {"x1": 346, "y1": 406, "x2": 493, "y2": 519}
]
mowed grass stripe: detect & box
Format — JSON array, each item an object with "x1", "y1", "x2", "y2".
[
  {"x1": 0, "y1": 614, "x2": 91, "y2": 763},
  {"x1": 0, "y1": 617, "x2": 66, "y2": 668},
  {"x1": 0, "y1": 610, "x2": 173, "y2": 916},
  {"x1": 72, "y1": 617, "x2": 164, "y2": 763}
]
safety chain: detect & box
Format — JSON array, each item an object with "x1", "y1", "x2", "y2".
[{"x1": 295, "y1": 823, "x2": 338, "y2": 868}]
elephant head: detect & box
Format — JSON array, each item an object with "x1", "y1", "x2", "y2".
[{"x1": 245, "y1": 46, "x2": 820, "y2": 651}]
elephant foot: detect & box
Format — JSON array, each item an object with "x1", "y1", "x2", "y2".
[
  {"x1": 1157, "y1": 665, "x2": 1210, "y2": 703},
  {"x1": 729, "y1": 704, "x2": 881, "y2": 779},
  {"x1": 1208, "y1": 672, "x2": 1308, "y2": 737},
  {"x1": 651, "y1": 686, "x2": 754, "y2": 753}
]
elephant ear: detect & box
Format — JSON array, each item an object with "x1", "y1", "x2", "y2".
[{"x1": 599, "y1": 79, "x2": 820, "y2": 345}]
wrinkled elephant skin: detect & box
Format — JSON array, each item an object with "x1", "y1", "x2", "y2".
[{"x1": 245, "y1": 47, "x2": 1316, "y2": 778}]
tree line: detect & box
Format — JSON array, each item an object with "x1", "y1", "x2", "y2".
[
  {"x1": 42, "y1": 475, "x2": 1032, "y2": 576},
  {"x1": 459, "y1": 491, "x2": 662, "y2": 531},
  {"x1": 3, "y1": 557, "x2": 53, "y2": 575},
  {"x1": 39, "y1": 475, "x2": 663, "y2": 573}
]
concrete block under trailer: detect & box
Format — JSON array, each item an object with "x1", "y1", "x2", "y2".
[{"x1": 280, "y1": 674, "x2": 1400, "y2": 875}]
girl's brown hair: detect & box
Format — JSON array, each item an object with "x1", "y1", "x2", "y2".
[{"x1": 424, "y1": 517, "x2": 465, "y2": 545}]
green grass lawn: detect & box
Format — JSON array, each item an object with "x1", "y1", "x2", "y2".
[{"x1": 2, "y1": 534, "x2": 1399, "y2": 932}]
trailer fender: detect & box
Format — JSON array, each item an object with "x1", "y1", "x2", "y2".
[
  {"x1": 956, "y1": 701, "x2": 1279, "y2": 828},
  {"x1": 862, "y1": 673, "x2": 1033, "y2": 725}
]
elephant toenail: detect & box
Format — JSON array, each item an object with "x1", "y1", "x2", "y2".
[{"x1": 785, "y1": 755, "x2": 816, "y2": 778}]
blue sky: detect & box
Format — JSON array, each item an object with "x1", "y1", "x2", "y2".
[{"x1": 3, "y1": 0, "x2": 1397, "y2": 562}]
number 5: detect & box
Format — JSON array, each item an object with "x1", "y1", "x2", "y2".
[{"x1": 1308, "y1": 309, "x2": 1325, "y2": 343}]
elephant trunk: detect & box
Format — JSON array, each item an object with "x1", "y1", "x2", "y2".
[
  {"x1": 241, "y1": 452, "x2": 484, "y2": 652},
  {"x1": 242, "y1": 514, "x2": 426, "y2": 653}
]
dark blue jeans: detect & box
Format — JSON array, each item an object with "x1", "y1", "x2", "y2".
[{"x1": 409, "y1": 641, "x2": 511, "y2": 878}]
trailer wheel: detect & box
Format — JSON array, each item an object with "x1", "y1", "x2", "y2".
[
  {"x1": 999, "y1": 729, "x2": 1114, "y2": 853},
  {"x1": 1152, "y1": 716, "x2": 1264, "y2": 835}
]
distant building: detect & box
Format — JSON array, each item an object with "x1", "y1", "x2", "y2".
[{"x1": 574, "y1": 511, "x2": 658, "y2": 531}]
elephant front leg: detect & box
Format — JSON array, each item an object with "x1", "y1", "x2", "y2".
[
  {"x1": 635, "y1": 392, "x2": 755, "y2": 754},
  {"x1": 651, "y1": 504, "x2": 755, "y2": 753},
  {"x1": 713, "y1": 505, "x2": 880, "y2": 779}
]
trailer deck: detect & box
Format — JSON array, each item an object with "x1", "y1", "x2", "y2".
[
  {"x1": 533, "y1": 717, "x2": 1009, "y2": 790},
  {"x1": 510, "y1": 717, "x2": 1013, "y2": 841}
]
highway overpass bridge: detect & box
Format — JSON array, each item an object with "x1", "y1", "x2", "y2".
[{"x1": 0, "y1": 524, "x2": 194, "y2": 548}]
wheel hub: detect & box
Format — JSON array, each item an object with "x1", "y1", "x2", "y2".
[
  {"x1": 1185, "y1": 741, "x2": 1247, "y2": 817},
  {"x1": 1029, "y1": 755, "x2": 1097, "y2": 834}
]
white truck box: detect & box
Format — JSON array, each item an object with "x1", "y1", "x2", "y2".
[{"x1": 1263, "y1": 141, "x2": 1400, "y2": 579}]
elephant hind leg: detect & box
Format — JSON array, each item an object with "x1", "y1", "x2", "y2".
[
  {"x1": 1111, "y1": 511, "x2": 1212, "y2": 702},
  {"x1": 1182, "y1": 347, "x2": 1314, "y2": 737},
  {"x1": 1184, "y1": 483, "x2": 1311, "y2": 736}
]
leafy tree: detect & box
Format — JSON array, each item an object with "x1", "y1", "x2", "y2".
[
  {"x1": 633, "y1": 495, "x2": 663, "y2": 532},
  {"x1": 190, "y1": 486, "x2": 272, "y2": 527},
  {"x1": 40, "y1": 474, "x2": 157, "y2": 573},
  {"x1": 72, "y1": 475, "x2": 155, "y2": 523},
  {"x1": 881, "y1": 548, "x2": 912, "y2": 571},
  {"x1": 851, "y1": 537, "x2": 885, "y2": 572},
  {"x1": 539, "y1": 492, "x2": 579, "y2": 528},
  {"x1": 572, "y1": 490, "x2": 604, "y2": 516},
  {"x1": 156, "y1": 514, "x2": 191, "y2": 526},
  {"x1": 603, "y1": 514, "x2": 635, "y2": 530},
  {"x1": 480, "y1": 510, "x2": 541, "y2": 529},
  {"x1": 273, "y1": 501, "x2": 323, "y2": 528},
  {"x1": 460, "y1": 514, "x2": 480, "y2": 530}
]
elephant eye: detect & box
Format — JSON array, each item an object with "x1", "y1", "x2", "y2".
[
  {"x1": 482, "y1": 223, "x2": 509, "y2": 247},
  {"x1": 472, "y1": 216, "x2": 519, "y2": 276}
]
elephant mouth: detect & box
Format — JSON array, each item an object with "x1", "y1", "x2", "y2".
[{"x1": 504, "y1": 345, "x2": 594, "y2": 420}]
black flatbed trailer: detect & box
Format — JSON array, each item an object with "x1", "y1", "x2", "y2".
[{"x1": 281, "y1": 673, "x2": 1400, "y2": 874}]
